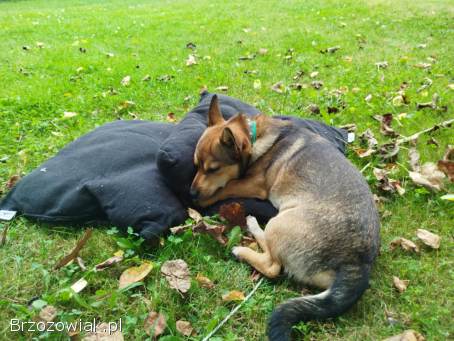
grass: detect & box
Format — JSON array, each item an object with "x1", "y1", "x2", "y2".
[{"x1": 0, "y1": 0, "x2": 453, "y2": 340}]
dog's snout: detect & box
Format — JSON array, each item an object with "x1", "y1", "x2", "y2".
[{"x1": 189, "y1": 187, "x2": 199, "y2": 200}]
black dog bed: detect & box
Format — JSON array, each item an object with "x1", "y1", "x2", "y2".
[{"x1": 0, "y1": 92, "x2": 347, "y2": 242}]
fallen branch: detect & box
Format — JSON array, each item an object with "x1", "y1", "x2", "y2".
[
  {"x1": 0, "y1": 224, "x2": 9, "y2": 246},
  {"x1": 54, "y1": 228, "x2": 93, "y2": 269},
  {"x1": 202, "y1": 277, "x2": 264, "y2": 341},
  {"x1": 396, "y1": 118, "x2": 454, "y2": 145}
]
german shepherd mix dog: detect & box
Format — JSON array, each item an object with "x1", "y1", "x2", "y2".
[{"x1": 190, "y1": 96, "x2": 380, "y2": 340}]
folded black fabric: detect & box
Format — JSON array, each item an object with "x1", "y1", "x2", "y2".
[{"x1": 0, "y1": 92, "x2": 347, "y2": 242}]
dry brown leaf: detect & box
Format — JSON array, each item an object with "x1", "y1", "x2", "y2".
[
  {"x1": 121, "y1": 75, "x2": 131, "y2": 86},
  {"x1": 193, "y1": 221, "x2": 227, "y2": 245},
  {"x1": 196, "y1": 273, "x2": 215, "y2": 289},
  {"x1": 375, "y1": 61, "x2": 388, "y2": 69},
  {"x1": 258, "y1": 48, "x2": 268, "y2": 55},
  {"x1": 416, "y1": 229, "x2": 440, "y2": 249},
  {"x1": 6, "y1": 175, "x2": 20, "y2": 189},
  {"x1": 161, "y1": 259, "x2": 191, "y2": 294},
  {"x1": 271, "y1": 81, "x2": 285, "y2": 93},
  {"x1": 409, "y1": 162, "x2": 445, "y2": 191},
  {"x1": 118, "y1": 261, "x2": 153, "y2": 289},
  {"x1": 374, "y1": 113, "x2": 399, "y2": 137},
  {"x1": 188, "y1": 208, "x2": 203, "y2": 223},
  {"x1": 176, "y1": 320, "x2": 194, "y2": 336},
  {"x1": 393, "y1": 276, "x2": 409, "y2": 293},
  {"x1": 63, "y1": 111, "x2": 78, "y2": 118},
  {"x1": 170, "y1": 224, "x2": 191, "y2": 235},
  {"x1": 83, "y1": 322, "x2": 124, "y2": 341},
  {"x1": 379, "y1": 142, "x2": 400, "y2": 162},
  {"x1": 38, "y1": 305, "x2": 57, "y2": 322},
  {"x1": 219, "y1": 202, "x2": 247, "y2": 228},
  {"x1": 437, "y1": 145, "x2": 454, "y2": 182},
  {"x1": 222, "y1": 290, "x2": 245, "y2": 302},
  {"x1": 54, "y1": 229, "x2": 93, "y2": 269},
  {"x1": 166, "y1": 112, "x2": 176, "y2": 123},
  {"x1": 320, "y1": 46, "x2": 340, "y2": 54},
  {"x1": 143, "y1": 312, "x2": 166, "y2": 338},
  {"x1": 390, "y1": 237, "x2": 420, "y2": 253},
  {"x1": 95, "y1": 250, "x2": 124, "y2": 271},
  {"x1": 373, "y1": 168, "x2": 405, "y2": 195},
  {"x1": 382, "y1": 330, "x2": 425, "y2": 341},
  {"x1": 311, "y1": 80, "x2": 323, "y2": 90}
]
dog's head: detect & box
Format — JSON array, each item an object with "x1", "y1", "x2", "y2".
[{"x1": 190, "y1": 95, "x2": 252, "y2": 201}]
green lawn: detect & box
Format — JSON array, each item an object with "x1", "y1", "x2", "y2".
[{"x1": 0, "y1": 0, "x2": 453, "y2": 340}]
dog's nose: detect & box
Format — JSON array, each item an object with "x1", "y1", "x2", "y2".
[{"x1": 189, "y1": 187, "x2": 199, "y2": 200}]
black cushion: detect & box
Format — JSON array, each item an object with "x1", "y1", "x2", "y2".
[
  {"x1": 0, "y1": 120, "x2": 187, "y2": 241},
  {"x1": 0, "y1": 92, "x2": 347, "y2": 241}
]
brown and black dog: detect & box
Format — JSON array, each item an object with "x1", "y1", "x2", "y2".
[{"x1": 191, "y1": 95, "x2": 380, "y2": 340}]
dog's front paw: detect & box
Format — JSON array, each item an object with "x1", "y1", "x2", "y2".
[
  {"x1": 232, "y1": 246, "x2": 245, "y2": 261},
  {"x1": 246, "y1": 215, "x2": 262, "y2": 234}
]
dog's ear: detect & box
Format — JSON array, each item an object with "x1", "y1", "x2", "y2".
[
  {"x1": 221, "y1": 126, "x2": 251, "y2": 172},
  {"x1": 208, "y1": 95, "x2": 224, "y2": 126},
  {"x1": 221, "y1": 127, "x2": 236, "y2": 148}
]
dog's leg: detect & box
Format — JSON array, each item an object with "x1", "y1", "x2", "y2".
[
  {"x1": 198, "y1": 176, "x2": 267, "y2": 207},
  {"x1": 232, "y1": 246, "x2": 281, "y2": 278},
  {"x1": 246, "y1": 215, "x2": 270, "y2": 253}
]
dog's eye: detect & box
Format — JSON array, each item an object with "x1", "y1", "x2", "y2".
[{"x1": 207, "y1": 166, "x2": 220, "y2": 174}]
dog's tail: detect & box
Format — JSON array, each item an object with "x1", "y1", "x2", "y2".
[{"x1": 267, "y1": 264, "x2": 371, "y2": 341}]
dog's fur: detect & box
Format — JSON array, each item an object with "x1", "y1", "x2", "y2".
[{"x1": 191, "y1": 96, "x2": 380, "y2": 340}]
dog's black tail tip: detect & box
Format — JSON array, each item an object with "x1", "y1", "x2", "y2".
[{"x1": 267, "y1": 264, "x2": 371, "y2": 341}]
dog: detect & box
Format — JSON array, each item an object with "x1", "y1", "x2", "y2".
[{"x1": 190, "y1": 95, "x2": 380, "y2": 340}]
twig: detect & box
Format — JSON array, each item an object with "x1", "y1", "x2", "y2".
[
  {"x1": 396, "y1": 118, "x2": 454, "y2": 145},
  {"x1": 202, "y1": 277, "x2": 264, "y2": 341},
  {"x1": 54, "y1": 228, "x2": 93, "y2": 269},
  {"x1": 0, "y1": 224, "x2": 10, "y2": 246}
]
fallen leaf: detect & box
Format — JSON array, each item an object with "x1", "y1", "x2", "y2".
[
  {"x1": 157, "y1": 74, "x2": 174, "y2": 82},
  {"x1": 390, "y1": 237, "x2": 420, "y2": 253},
  {"x1": 143, "y1": 312, "x2": 166, "y2": 337},
  {"x1": 186, "y1": 54, "x2": 197, "y2": 66},
  {"x1": 193, "y1": 221, "x2": 227, "y2": 245},
  {"x1": 95, "y1": 250, "x2": 124, "y2": 271},
  {"x1": 188, "y1": 208, "x2": 203, "y2": 223},
  {"x1": 378, "y1": 142, "x2": 400, "y2": 162},
  {"x1": 310, "y1": 71, "x2": 319, "y2": 78},
  {"x1": 320, "y1": 46, "x2": 340, "y2": 54},
  {"x1": 121, "y1": 75, "x2": 131, "y2": 86},
  {"x1": 408, "y1": 139, "x2": 420, "y2": 171},
  {"x1": 306, "y1": 104, "x2": 320, "y2": 115},
  {"x1": 186, "y1": 42, "x2": 196, "y2": 50},
  {"x1": 38, "y1": 305, "x2": 57, "y2": 322},
  {"x1": 105, "y1": 52, "x2": 115, "y2": 58},
  {"x1": 118, "y1": 261, "x2": 153, "y2": 289},
  {"x1": 373, "y1": 168, "x2": 405, "y2": 195},
  {"x1": 382, "y1": 329, "x2": 425, "y2": 341},
  {"x1": 176, "y1": 320, "x2": 194, "y2": 336},
  {"x1": 440, "y1": 194, "x2": 454, "y2": 201},
  {"x1": 293, "y1": 70, "x2": 304, "y2": 80},
  {"x1": 311, "y1": 80, "x2": 323, "y2": 90},
  {"x1": 375, "y1": 61, "x2": 388, "y2": 69},
  {"x1": 76, "y1": 257, "x2": 86, "y2": 271},
  {"x1": 6, "y1": 175, "x2": 20, "y2": 189},
  {"x1": 374, "y1": 113, "x2": 399, "y2": 137},
  {"x1": 365, "y1": 94, "x2": 372, "y2": 102},
  {"x1": 216, "y1": 85, "x2": 229, "y2": 92},
  {"x1": 161, "y1": 259, "x2": 191, "y2": 294},
  {"x1": 437, "y1": 145, "x2": 454, "y2": 182},
  {"x1": 414, "y1": 62, "x2": 431, "y2": 69},
  {"x1": 416, "y1": 229, "x2": 440, "y2": 249},
  {"x1": 238, "y1": 54, "x2": 256, "y2": 61},
  {"x1": 196, "y1": 273, "x2": 215, "y2": 289},
  {"x1": 63, "y1": 111, "x2": 78, "y2": 118},
  {"x1": 83, "y1": 322, "x2": 124, "y2": 341},
  {"x1": 170, "y1": 224, "x2": 191, "y2": 234},
  {"x1": 167, "y1": 112, "x2": 176, "y2": 122},
  {"x1": 142, "y1": 74, "x2": 151, "y2": 82},
  {"x1": 253, "y1": 79, "x2": 262, "y2": 90},
  {"x1": 258, "y1": 48, "x2": 268, "y2": 55},
  {"x1": 219, "y1": 202, "x2": 247, "y2": 228},
  {"x1": 417, "y1": 78, "x2": 432, "y2": 93},
  {"x1": 54, "y1": 229, "x2": 93, "y2": 269},
  {"x1": 393, "y1": 276, "x2": 409, "y2": 293},
  {"x1": 222, "y1": 290, "x2": 245, "y2": 302},
  {"x1": 271, "y1": 81, "x2": 285, "y2": 93},
  {"x1": 71, "y1": 278, "x2": 88, "y2": 293},
  {"x1": 409, "y1": 162, "x2": 445, "y2": 191}
]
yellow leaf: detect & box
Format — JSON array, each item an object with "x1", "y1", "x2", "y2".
[
  {"x1": 118, "y1": 261, "x2": 153, "y2": 289},
  {"x1": 222, "y1": 290, "x2": 245, "y2": 302}
]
